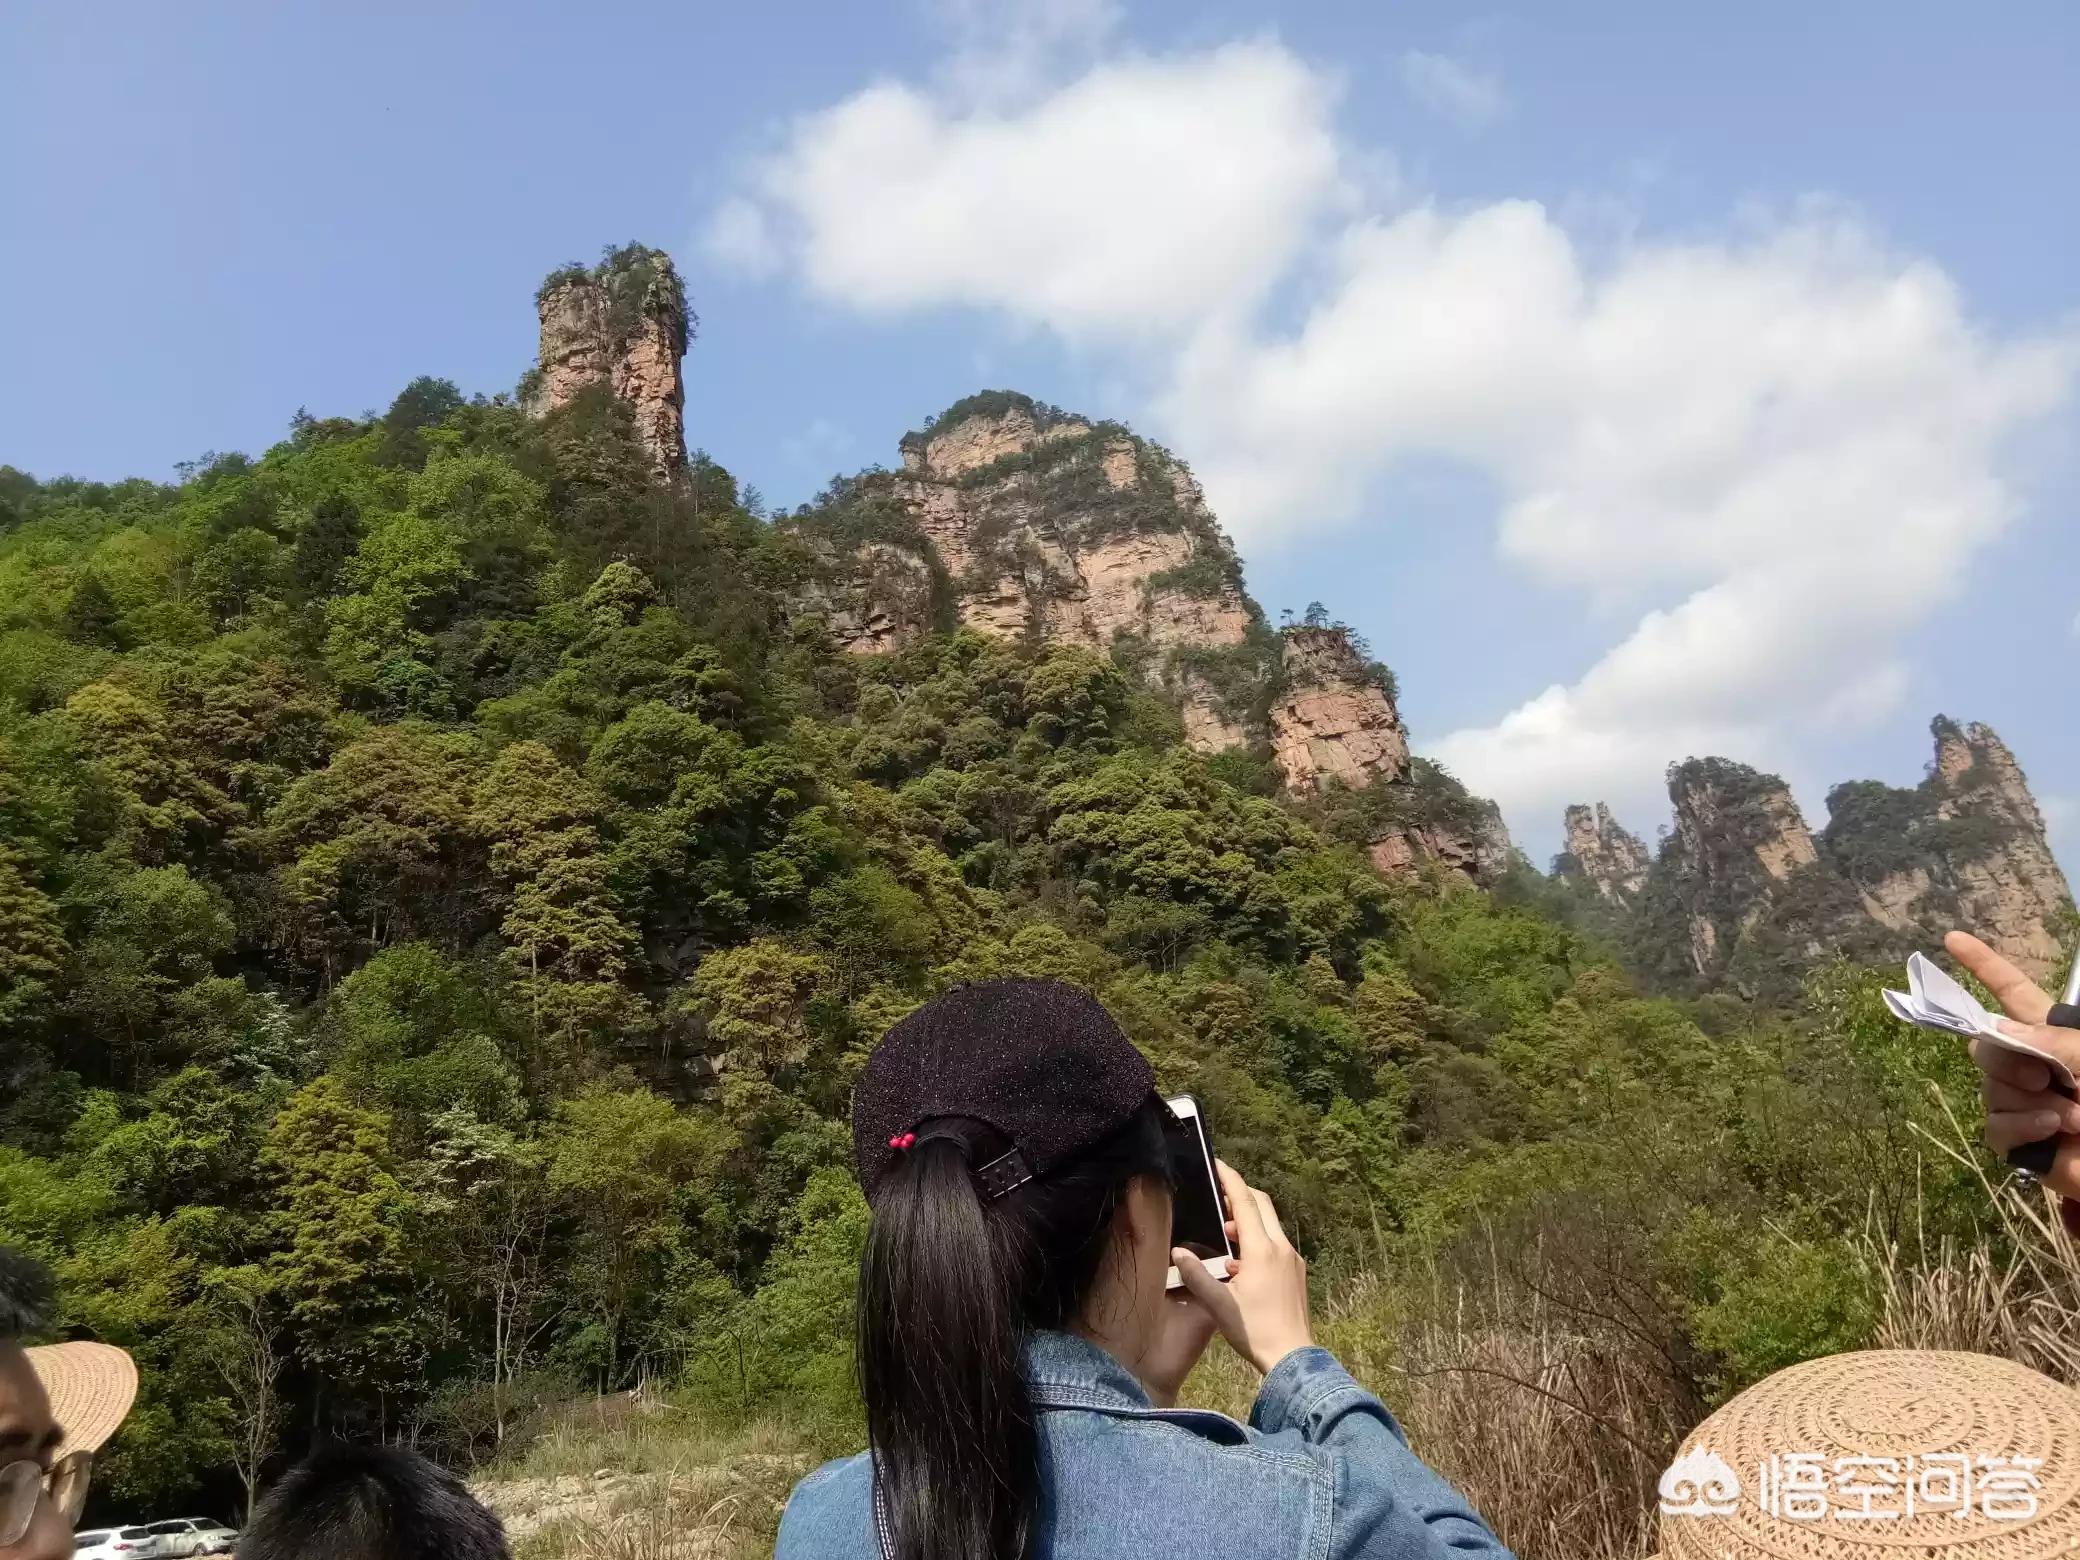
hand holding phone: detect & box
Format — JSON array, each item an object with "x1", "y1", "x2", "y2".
[
  {"x1": 1169, "y1": 1159, "x2": 1315, "y2": 1377},
  {"x1": 1162, "y1": 1094, "x2": 1234, "y2": 1291}
]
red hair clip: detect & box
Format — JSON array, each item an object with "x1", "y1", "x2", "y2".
[{"x1": 888, "y1": 1132, "x2": 917, "y2": 1151}]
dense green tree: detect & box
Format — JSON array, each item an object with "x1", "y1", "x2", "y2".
[
  {"x1": 543, "y1": 1084, "x2": 719, "y2": 1382},
  {"x1": 689, "y1": 939, "x2": 828, "y2": 1077},
  {"x1": 262, "y1": 1077, "x2": 428, "y2": 1413},
  {"x1": 0, "y1": 376, "x2": 2013, "y2": 1512},
  {"x1": 62, "y1": 571, "x2": 124, "y2": 646},
  {"x1": 0, "y1": 846, "x2": 64, "y2": 1031},
  {"x1": 64, "y1": 680, "x2": 239, "y2": 860},
  {"x1": 263, "y1": 722, "x2": 484, "y2": 964}
]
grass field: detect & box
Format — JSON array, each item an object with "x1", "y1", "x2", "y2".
[{"x1": 479, "y1": 1111, "x2": 2080, "y2": 1560}]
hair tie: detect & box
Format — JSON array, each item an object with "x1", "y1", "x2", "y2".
[{"x1": 887, "y1": 1132, "x2": 916, "y2": 1151}]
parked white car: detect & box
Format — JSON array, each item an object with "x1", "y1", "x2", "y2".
[
  {"x1": 73, "y1": 1518, "x2": 238, "y2": 1558},
  {"x1": 72, "y1": 1529, "x2": 167, "y2": 1559},
  {"x1": 145, "y1": 1517, "x2": 239, "y2": 1555}
]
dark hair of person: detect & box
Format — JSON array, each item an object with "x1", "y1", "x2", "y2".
[
  {"x1": 0, "y1": 1248, "x2": 54, "y2": 1342},
  {"x1": 857, "y1": 1097, "x2": 1173, "y2": 1560},
  {"x1": 235, "y1": 1441, "x2": 512, "y2": 1560}
]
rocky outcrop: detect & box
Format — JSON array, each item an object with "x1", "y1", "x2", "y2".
[
  {"x1": 1369, "y1": 800, "x2": 1513, "y2": 885},
  {"x1": 783, "y1": 389, "x2": 1513, "y2": 885},
  {"x1": 1665, "y1": 760, "x2": 1815, "y2": 980},
  {"x1": 1640, "y1": 758, "x2": 1874, "y2": 994},
  {"x1": 1822, "y1": 718, "x2": 2075, "y2": 981},
  {"x1": 788, "y1": 393, "x2": 1265, "y2": 754},
  {"x1": 1271, "y1": 627, "x2": 1511, "y2": 888},
  {"x1": 1669, "y1": 762, "x2": 1819, "y2": 889},
  {"x1": 1567, "y1": 716, "x2": 2074, "y2": 995},
  {"x1": 792, "y1": 542, "x2": 938, "y2": 655},
  {"x1": 1555, "y1": 803, "x2": 1651, "y2": 905},
  {"x1": 1271, "y1": 628, "x2": 1410, "y2": 793},
  {"x1": 527, "y1": 246, "x2": 691, "y2": 477},
  {"x1": 1932, "y1": 723, "x2": 2073, "y2": 974}
]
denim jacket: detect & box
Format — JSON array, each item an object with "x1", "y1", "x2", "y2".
[{"x1": 774, "y1": 1332, "x2": 1513, "y2": 1560}]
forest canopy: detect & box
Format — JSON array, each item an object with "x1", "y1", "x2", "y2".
[{"x1": 0, "y1": 376, "x2": 2005, "y2": 1514}]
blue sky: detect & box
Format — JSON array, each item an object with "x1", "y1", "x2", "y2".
[{"x1": 5, "y1": 1, "x2": 2077, "y2": 870}]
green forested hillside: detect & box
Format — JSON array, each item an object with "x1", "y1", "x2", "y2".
[{"x1": 0, "y1": 370, "x2": 2004, "y2": 1518}]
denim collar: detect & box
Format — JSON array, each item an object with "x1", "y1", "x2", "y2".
[{"x1": 1022, "y1": 1329, "x2": 1152, "y2": 1412}]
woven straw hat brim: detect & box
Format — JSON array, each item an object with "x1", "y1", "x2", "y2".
[
  {"x1": 1661, "y1": 1349, "x2": 2080, "y2": 1560},
  {"x1": 25, "y1": 1343, "x2": 137, "y2": 1457}
]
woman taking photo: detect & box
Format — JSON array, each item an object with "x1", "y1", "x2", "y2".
[{"x1": 776, "y1": 978, "x2": 1511, "y2": 1560}]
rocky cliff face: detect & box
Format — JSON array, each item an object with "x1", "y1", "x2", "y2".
[
  {"x1": 1269, "y1": 627, "x2": 1511, "y2": 887},
  {"x1": 1668, "y1": 762, "x2": 1819, "y2": 890},
  {"x1": 1555, "y1": 803, "x2": 1652, "y2": 906},
  {"x1": 1820, "y1": 718, "x2": 2075, "y2": 980},
  {"x1": 1652, "y1": 758, "x2": 1858, "y2": 988},
  {"x1": 526, "y1": 246, "x2": 691, "y2": 478},
  {"x1": 1564, "y1": 717, "x2": 2075, "y2": 995},
  {"x1": 786, "y1": 392, "x2": 1266, "y2": 754},
  {"x1": 783, "y1": 391, "x2": 1513, "y2": 886},
  {"x1": 1271, "y1": 627, "x2": 1411, "y2": 793}
]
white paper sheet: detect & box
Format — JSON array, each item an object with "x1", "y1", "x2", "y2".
[{"x1": 1883, "y1": 951, "x2": 2076, "y2": 1092}]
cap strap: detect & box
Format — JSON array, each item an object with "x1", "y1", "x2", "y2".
[{"x1": 975, "y1": 1147, "x2": 1033, "y2": 1200}]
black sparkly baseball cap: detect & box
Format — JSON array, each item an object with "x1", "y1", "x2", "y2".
[{"x1": 852, "y1": 978, "x2": 1157, "y2": 1204}]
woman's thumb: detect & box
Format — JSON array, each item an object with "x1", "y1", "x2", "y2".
[{"x1": 1171, "y1": 1249, "x2": 1234, "y2": 1318}]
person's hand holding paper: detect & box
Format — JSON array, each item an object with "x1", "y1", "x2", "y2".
[{"x1": 1941, "y1": 930, "x2": 2080, "y2": 1199}]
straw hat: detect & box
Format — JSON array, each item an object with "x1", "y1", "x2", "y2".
[
  {"x1": 24, "y1": 1343, "x2": 137, "y2": 1458},
  {"x1": 1659, "y1": 1350, "x2": 2080, "y2": 1559}
]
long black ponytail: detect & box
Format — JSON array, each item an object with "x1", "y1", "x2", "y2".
[{"x1": 856, "y1": 1100, "x2": 1172, "y2": 1560}]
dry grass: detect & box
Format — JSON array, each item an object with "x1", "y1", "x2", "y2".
[
  {"x1": 1181, "y1": 1251, "x2": 1679, "y2": 1560},
  {"x1": 475, "y1": 1403, "x2": 820, "y2": 1560},
  {"x1": 488, "y1": 1102, "x2": 2080, "y2": 1560},
  {"x1": 1176, "y1": 1110, "x2": 2080, "y2": 1560},
  {"x1": 1866, "y1": 1099, "x2": 2080, "y2": 1382},
  {"x1": 1353, "y1": 1278, "x2": 1675, "y2": 1560}
]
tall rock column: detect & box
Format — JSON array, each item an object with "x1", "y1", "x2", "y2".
[
  {"x1": 783, "y1": 391, "x2": 1267, "y2": 753},
  {"x1": 1930, "y1": 718, "x2": 2074, "y2": 978},
  {"x1": 1271, "y1": 628, "x2": 1410, "y2": 793},
  {"x1": 527, "y1": 245, "x2": 690, "y2": 478},
  {"x1": 1663, "y1": 759, "x2": 1828, "y2": 981},
  {"x1": 1556, "y1": 803, "x2": 1651, "y2": 905},
  {"x1": 1271, "y1": 627, "x2": 1509, "y2": 886}
]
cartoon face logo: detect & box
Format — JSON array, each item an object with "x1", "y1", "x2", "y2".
[{"x1": 1660, "y1": 1446, "x2": 1741, "y2": 1516}]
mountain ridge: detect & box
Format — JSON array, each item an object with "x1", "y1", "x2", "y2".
[
  {"x1": 1556, "y1": 717, "x2": 2076, "y2": 994},
  {"x1": 519, "y1": 247, "x2": 2066, "y2": 980},
  {"x1": 767, "y1": 387, "x2": 1516, "y2": 890}
]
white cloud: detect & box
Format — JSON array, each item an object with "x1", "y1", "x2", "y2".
[
  {"x1": 1399, "y1": 50, "x2": 1507, "y2": 128},
  {"x1": 928, "y1": 0, "x2": 1121, "y2": 108},
  {"x1": 1165, "y1": 199, "x2": 2076, "y2": 829},
  {"x1": 702, "y1": 196, "x2": 780, "y2": 277},
  {"x1": 708, "y1": 34, "x2": 2080, "y2": 846},
  {"x1": 705, "y1": 41, "x2": 1347, "y2": 340}
]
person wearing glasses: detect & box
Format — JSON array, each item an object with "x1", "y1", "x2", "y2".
[{"x1": 0, "y1": 1248, "x2": 138, "y2": 1560}]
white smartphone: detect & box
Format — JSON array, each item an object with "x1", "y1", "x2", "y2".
[{"x1": 1163, "y1": 1093, "x2": 1235, "y2": 1291}]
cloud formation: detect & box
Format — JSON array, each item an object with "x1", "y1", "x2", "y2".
[
  {"x1": 1167, "y1": 203, "x2": 2077, "y2": 826},
  {"x1": 705, "y1": 33, "x2": 2078, "y2": 843},
  {"x1": 703, "y1": 41, "x2": 1345, "y2": 340},
  {"x1": 928, "y1": 0, "x2": 1122, "y2": 108},
  {"x1": 1399, "y1": 50, "x2": 1507, "y2": 128}
]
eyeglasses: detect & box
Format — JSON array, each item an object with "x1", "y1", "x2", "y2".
[{"x1": 0, "y1": 1451, "x2": 92, "y2": 1545}]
